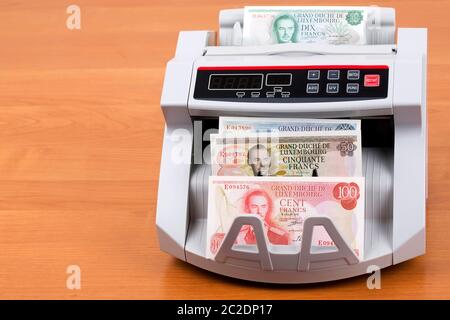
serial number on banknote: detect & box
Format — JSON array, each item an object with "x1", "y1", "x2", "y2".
[{"x1": 224, "y1": 183, "x2": 250, "y2": 190}]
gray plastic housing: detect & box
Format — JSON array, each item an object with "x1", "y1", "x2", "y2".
[{"x1": 157, "y1": 27, "x2": 427, "y2": 283}]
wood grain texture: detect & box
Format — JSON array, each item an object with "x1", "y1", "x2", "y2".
[{"x1": 0, "y1": 0, "x2": 449, "y2": 299}]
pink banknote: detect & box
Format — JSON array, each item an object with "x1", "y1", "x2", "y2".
[{"x1": 207, "y1": 176, "x2": 365, "y2": 259}]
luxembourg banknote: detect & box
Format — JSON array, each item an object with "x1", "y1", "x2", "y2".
[
  {"x1": 207, "y1": 176, "x2": 365, "y2": 259},
  {"x1": 242, "y1": 6, "x2": 393, "y2": 46},
  {"x1": 219, "y1": 117, "x2": 361, "y2": 134},
  {"x1": 210, "y1": 131, "x2": 362, "y2": 177}
]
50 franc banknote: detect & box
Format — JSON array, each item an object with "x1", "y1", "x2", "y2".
[{"x1": 210, "y1": 131, "x2": 362, "y2": 177}]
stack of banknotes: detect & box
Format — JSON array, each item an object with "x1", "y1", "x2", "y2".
[{"x1": 207, "y1": 117, "x2": 365, "y2": 260}]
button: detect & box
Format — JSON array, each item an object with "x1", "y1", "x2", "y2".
[
  {"x1": 281, "y1": 92, "x2": 290, "y2": 98},
  {"x1": 347, "y1": 70, "x2": 360, "y2": 80},
  {"x1": 236, "y1": 92, "x2": 245, "y2": 98},
  {"x1": 346, "y1": 83, "x2": 359, "y2": 93},
  {"x1": 327, "y1": 70, "x2": 340, "y2": 80},
  {"x1": 251, "y1": 92, "x2": 260, "y2": 98},
  {"x1": 273, "y1": 87, "x2": 283, "y2": 92},
  {"x1": 306, "y1": 83, "x2": 319, "y2": 93},
  {"x1": 364, "y1": 74, "x2": 380, "y2": 87},
  {"x1": 266, "y1": 92, "x2": 275, "y2": 98},
  {"x1": 326, "y1": 83, "x2": 339, "y2": 93},
  {"x1": 307, "y1": 70, "x2": 320, "y2": 80}
]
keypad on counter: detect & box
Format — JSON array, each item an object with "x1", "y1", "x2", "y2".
[{"x1": 304, "y1": 68, "x2": 383, "y2": 95}]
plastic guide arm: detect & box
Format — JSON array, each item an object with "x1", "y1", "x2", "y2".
[{"x1": 214, "y1": 215, "x2": 359, "y2": 272}]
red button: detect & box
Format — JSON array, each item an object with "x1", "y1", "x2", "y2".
[{"x1": 364, "y1": 74, "x2": 380, "y2": 87}]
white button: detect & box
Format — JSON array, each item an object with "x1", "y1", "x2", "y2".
[
  {"x1": 327, "y1": 70, "x2": 340, "y2": 80},
  {"x1": 347, "y1": 70, "x2": 360, "y2": 80},
  {"x1": 326, "y1": 83, "x2": 339, "y2": 93},
  {"x1": 346, "y1": 83, "x2": 359, "y2": 93},
  {"x1": 306, "y1": 83, "x2": 319, "y2": 93},
  {"x1": 307, "y1": 70, "x2": 320, "y2": 80}
]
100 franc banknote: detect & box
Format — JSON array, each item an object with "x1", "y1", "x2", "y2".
[
  {"x1": 219, "y1": 117, "x2": 361, "y2": 134},
  {"x1": 210, "y1": 131, "x2": 362, "y2": 177},
  {"x1": 207, "y1": 176, "x2": 365, "y2": 259},
  {"x1": 243, "y1": 6, "x2": 388, "y2": 45}
]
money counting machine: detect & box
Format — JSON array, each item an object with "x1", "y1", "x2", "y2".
[{"x1": 156, "y1": 8, "x2": 427, "y2": 283}]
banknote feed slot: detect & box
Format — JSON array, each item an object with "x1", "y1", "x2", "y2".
[{"x1": 157, "y1": 11, "x2": 427, "y2": 283}]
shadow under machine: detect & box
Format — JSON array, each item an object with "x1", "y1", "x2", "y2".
[{"x1": 156, "y1": 8, "x2": 428, "y2": 283}]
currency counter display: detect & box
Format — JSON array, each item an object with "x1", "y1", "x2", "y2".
[{"x1": 156, "y1": 7, "x2": 428, "y2": 283}]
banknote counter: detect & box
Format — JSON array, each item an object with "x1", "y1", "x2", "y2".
[{"x1": 156, "y1": 8, "x2": 428, "y2": 283}]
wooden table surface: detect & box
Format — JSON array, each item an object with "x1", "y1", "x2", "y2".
[{"x1": 0, "y1": 0, "x2": 449, "y2": 299}]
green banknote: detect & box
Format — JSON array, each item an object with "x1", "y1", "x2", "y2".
[{"x1": 242, "y1": 6, "x2": 394, "y2": 45}]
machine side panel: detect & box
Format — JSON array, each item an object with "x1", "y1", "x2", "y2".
[
  {"x1": 156, "y1": 123, "x2": 192, "y2": 261},
  {"x1": 157, "y1": 31, "x2": 214, "y2": 261},
  {"x1": 157, "y1": 60, "x2": 193, "y2": 261},
  {"x1": 392, "y1": 28, "x2": 427, "y2": 264}
]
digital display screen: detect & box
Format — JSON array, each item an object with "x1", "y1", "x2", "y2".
[
  {"x1": 266, "y1": 73, "x2": 292, "y2": 86},
  {"x1": 208, "y1": 74, "x2": 263, "y2": 90}
]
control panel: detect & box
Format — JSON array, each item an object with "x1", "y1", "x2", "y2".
[{"x1": 193, "y1": 65, "x2": 389, "y2": 102}]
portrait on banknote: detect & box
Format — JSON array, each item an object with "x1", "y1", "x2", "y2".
[
  {"x1": 272, "y1": 14, "x2": 299, "y2": 43},
  {"x1": 247, "y1": 144, "x2": 273, "y2": 176},
  {"x1": 210, "y1": 187, "x2": 291, "y2": 255}
]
